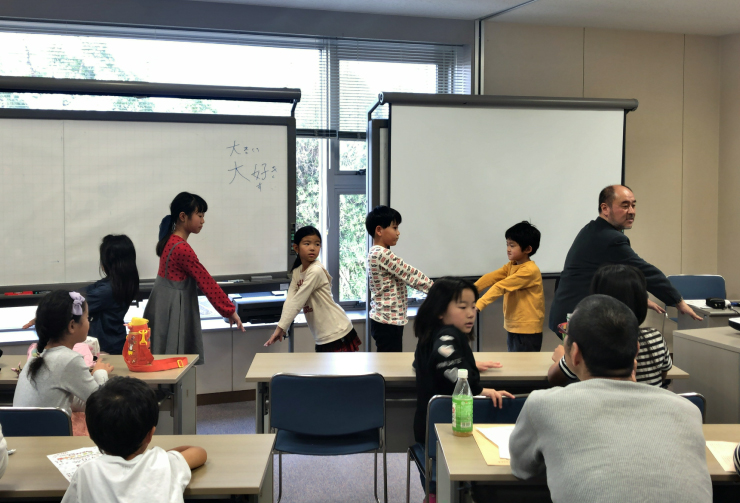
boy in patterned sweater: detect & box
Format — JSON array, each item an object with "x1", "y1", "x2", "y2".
[{"x1": 366, "y1": 206, "x2": 433, "y2": 352}]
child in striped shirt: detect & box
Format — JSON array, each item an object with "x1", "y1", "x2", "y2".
[
  {"x1": 548, "y1": 264, "x2": 672, "y2": 387},
  {"x1": 366, "y1": 206, "x2": 433, "y2": 352}
]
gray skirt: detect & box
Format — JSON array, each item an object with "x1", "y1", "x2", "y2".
[{"x1": 143, "y1": 242, "x2": 204, "y2": 364}]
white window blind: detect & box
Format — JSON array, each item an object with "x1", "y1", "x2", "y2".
[{"x1": 0, "y1": 21, "x2": 470, "y2": 133}]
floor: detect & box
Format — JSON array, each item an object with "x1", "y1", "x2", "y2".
[{"x1": 197, "y1": 401, "x2": 426, "y2": 503}]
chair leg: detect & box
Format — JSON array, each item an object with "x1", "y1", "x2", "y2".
[
  {"x1": 406, "y1": 449, "x2": 411, "y2": 503},
  {"x1": 277, "y1": 452, "x2": 283, "y2": 503},
  {"x1": 383, "y1": 446, "x2": 388, "y2": 503},
  {"x1": 374, "y1": 451, "x2": 380, "y2": 503},
  {"x1": 424, "y1": 458, "x2": 430, "y2": 503}
]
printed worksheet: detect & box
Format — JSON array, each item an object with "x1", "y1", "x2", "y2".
[{"x1": 48, "y1": 446, "x2": 102, "y2": 481}]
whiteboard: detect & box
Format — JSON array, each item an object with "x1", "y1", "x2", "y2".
[
  {"x1": 388, "y1": 105, "x2": 625, "y2": 276},
  {"x1": 0, "y1": 116, "x2": 291, "y2": 287}
]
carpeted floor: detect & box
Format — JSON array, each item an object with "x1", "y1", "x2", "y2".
[{"x1": 197, "y1": 401, "x2": 426, "y2": 503}]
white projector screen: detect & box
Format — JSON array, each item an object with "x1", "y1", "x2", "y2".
[{"x1": 389, "y1": 104, "x2": 625, "y2": 276}]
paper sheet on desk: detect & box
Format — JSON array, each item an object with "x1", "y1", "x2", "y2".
[
  {"x1": 477, "y1": 425, "x2": 514, "y2": 458},
  {"x1": 706, "y1": 441, "x2": 738, "y2": 472},
  {"x1": 48, "y1": 446, "x2": 101, "y2": 481},
  {"x1": 685, "y1": 299, "x2": 711, "y2": 310}
]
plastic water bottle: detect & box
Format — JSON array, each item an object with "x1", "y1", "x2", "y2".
[{"x1": 452, "y1": 368, "x2": 474, "y2": 437}]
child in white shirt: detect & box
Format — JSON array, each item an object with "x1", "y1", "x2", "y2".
[
  {"x1": 62, "y1": 376, "x2": 207, "y2": 503},
  {"x1": 265, "y1": 226, "x2": 360, "y2": 352}
]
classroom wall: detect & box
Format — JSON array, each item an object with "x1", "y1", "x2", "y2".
[
  {"x1": 483, "y1": 22, "x2": 721, "y2": 280},
  {"x1": 718, "y1": 33, "x2": 740, "y2": 298}
]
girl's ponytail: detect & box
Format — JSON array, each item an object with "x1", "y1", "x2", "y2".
[
  {"x1": 28, "y1": 291, "x2": 87, "y2": 383},
  {"x1": 291, "y1": 226, "x2": 322, "y2": 270},
  {"x1": 156, "y1": 192, "x2": 208, "y2": 257}
]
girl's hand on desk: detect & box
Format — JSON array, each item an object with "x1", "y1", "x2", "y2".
[
  {"x1": 228, "y1": 312, "x2": 245, "y2": 332},
  {"x1": 22, "y1": 318, "x2": 35, "y2": 329},
  {"x1": 93, "y1": 361, "x2": 114, "y2": 375},
  {"x1": 480, "y1": 388, "x2": 515, "y2": 408},
  {"x1": 551, "y1": 345, "x2": 565, "y2": 362},
  {"x1": 476, "y1": 361, "x2": 503, "y2": 372},
  {"x1": 264, "y1": 327, "x2": 286, "y2": 347}
]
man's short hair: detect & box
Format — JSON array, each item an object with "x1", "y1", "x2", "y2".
[
  {"x1": 566, "y1": 294, "x2": 639, "y2": 378},
  {"x1": 365, "y1": 205, "x2": 402, "y2": 236},
  {"x1": 86, "y1": 376, "x2": 159, "y2": 458},
  {"x1": 598, "y1": 185, "x2": 633, "y2": 213},
  {"x1": 505, "y1": 221, "x2": 541, "y2": 257}
]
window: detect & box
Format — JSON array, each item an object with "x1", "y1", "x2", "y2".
[{"x1": 0, "y1": 22, "x2": 469, "y2": 302}]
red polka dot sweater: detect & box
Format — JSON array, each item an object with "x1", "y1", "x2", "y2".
[{"x1": 157, "y1": 235, "x2": 235, "y2": 318}]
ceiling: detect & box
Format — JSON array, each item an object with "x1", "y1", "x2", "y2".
[{"x1": 189, "y1": 0, "x2": 740, "y2": 36}]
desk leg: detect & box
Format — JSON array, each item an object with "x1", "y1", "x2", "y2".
[
  {"x1": 174, "y1": 365, "x2": 197, "y2": 435},
  {"x1": 256, "y1": 382, "x2": 268, "y2": 434},
  {"x1": 437, "y1": 443, "x2": 459, "y2": 503}
]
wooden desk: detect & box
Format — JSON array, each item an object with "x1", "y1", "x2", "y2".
[
  {"x1": 0, "y1": 354, "x2": 199, "y2": 435},
  {"x1": 245, "y1": 352, "x2": 688, "y2": 452},
  {"x1": 0, "y1": 434, "x2": 275, "y2": 501},
  {"x1": 435, "y1": 423, "x2": 740, "y2": 503}
]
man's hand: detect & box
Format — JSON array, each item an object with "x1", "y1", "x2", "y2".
[
  {"x1": 647, "y1": 299, "x2": 666, "y2": 315},
  {"x1": 677, "y1": 300, "x2": 703, "y2": 321}
]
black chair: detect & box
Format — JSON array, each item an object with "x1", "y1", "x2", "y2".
[
  {"x1": 679, "y1": 392, "x2": 707, "y2": 423},
  {"x1": 406, "y1": 394, "x2": 528, "y2": 503},
  {"x1": 270, "y1": 373, "x2": 387, "y2": 503},
  {"x1": 0, "y1": 406, "x2": 72, "y2": 436}
]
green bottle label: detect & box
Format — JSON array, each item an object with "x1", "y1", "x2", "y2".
[{"x1": 452, "y1": 395, "x2": 473, "y2": 433}]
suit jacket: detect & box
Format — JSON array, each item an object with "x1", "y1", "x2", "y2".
[{"x1": 548, "y1": 217, "x2": 682, "y2": 333}]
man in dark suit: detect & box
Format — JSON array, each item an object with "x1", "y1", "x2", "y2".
[{"x1": 549, "y1": 185, "x2": 701, "y2": 334}]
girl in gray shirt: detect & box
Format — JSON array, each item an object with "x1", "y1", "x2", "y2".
[{"x1": 13, "y1": 291, "x2": 112, "y2": 416}]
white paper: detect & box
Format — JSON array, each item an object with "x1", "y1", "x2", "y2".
[
  {"x1": 477, "y1": 425, "x2": 515, "y2": 459},
  {"x1": 47, "y1": 446, "x2": 102, "y2": 481},
  {"x1": 685, "y1": 299, "x2": 711, "y2": 310},
  {"x1": 706, "y1": 441, "x2": 738, "y2": 473}
]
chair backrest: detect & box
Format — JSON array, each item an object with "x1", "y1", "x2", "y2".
[
  {"x1": 679, "y1": 392, "x2": 706, "y2": 423},
  {"x1": 0, "y1": 407, "x2": 72, "y2": 436},
  {"x1": 270, "y1": 373, "x2": 385, "y2": 436},
  {"x1": 667, "y1": 275, "x2": 726, "y2": 301},
  {"x1": 426, "y1": 394, "x2": 528, "y2": 460}
]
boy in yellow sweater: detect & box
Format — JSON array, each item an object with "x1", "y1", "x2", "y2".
[{"x1": 475, "y1": 221, "x2": 544, "y2": 352}]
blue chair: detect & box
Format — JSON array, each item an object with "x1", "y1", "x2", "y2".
[
  {"x1": 0, "y1": 407, "x2": 72, "y2": 436},
  {"x1": 406, "y1": 394, "x2": 528, "y2": 503},
  {"x1": 270, "y1": 373, "x2": 387, "y2": 503},
  {"x1": 667, "y1": 275, "x2": 726, "y2": 301},
  {"x1": 679, "y1": 392, "x2": 706, "y2": 423}
]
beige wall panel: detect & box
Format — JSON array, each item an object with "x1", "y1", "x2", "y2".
[
  {"x1": 483, "y1": 22, "x2": 584, "y2": 97},
  {"x1": 584, "y1": 29, "x2": 685, "y2": 276},
  {"x1": 718, "y1": 34, "x2": 740, "y2": 297},
  {"x1": 683, "y1": 36, "x2": 720, "y2": 275}
]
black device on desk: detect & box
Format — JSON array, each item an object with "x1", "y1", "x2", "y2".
[
  {"x1": 234, "y1": 293, "x2": 286, "y2": 324},
  {"x1": 706, "y1": 298, "x2": 728, "y2": 310}
]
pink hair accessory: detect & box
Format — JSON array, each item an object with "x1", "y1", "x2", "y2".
[{"x1": 69, "y1": 291, "x2": 86, "y2": 316}]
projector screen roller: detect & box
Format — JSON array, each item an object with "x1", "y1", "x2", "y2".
[{"x1": 388, "y1": 104, "x2": 625, "y2": 277}]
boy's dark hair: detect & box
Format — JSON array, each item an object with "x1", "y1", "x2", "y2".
[
  {"x1": 86, "y1": 376, "x2": 159, "y2": 458},
  {"x1": 365, "y1": 206, "x2": 402, "y2": 237},
  {"x1": 100, "y1": 234, "x2": 139, "y2": 306},
  {"x1": 505, "y1": 221, "x2": 540, "y2": 257},
  {"x1": 566, "y1": 294, "x2": 639, "y2": 378},
  {"x1": 414, "y1": 277, "x2": 478, "y2": 345},
  {"x1": 28, "y1": 290, "x2": 87, "y2": 384},
  {"x1": 590, "y1": 264, "x2": 648, "y2": 325},
  {"x1": 598, "y1": 184, "x2": 633, "y2": 213}
]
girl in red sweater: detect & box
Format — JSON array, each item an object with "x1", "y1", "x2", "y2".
[{"x1": 144, "y1": 192, "x2": 244, "y2": 364}]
